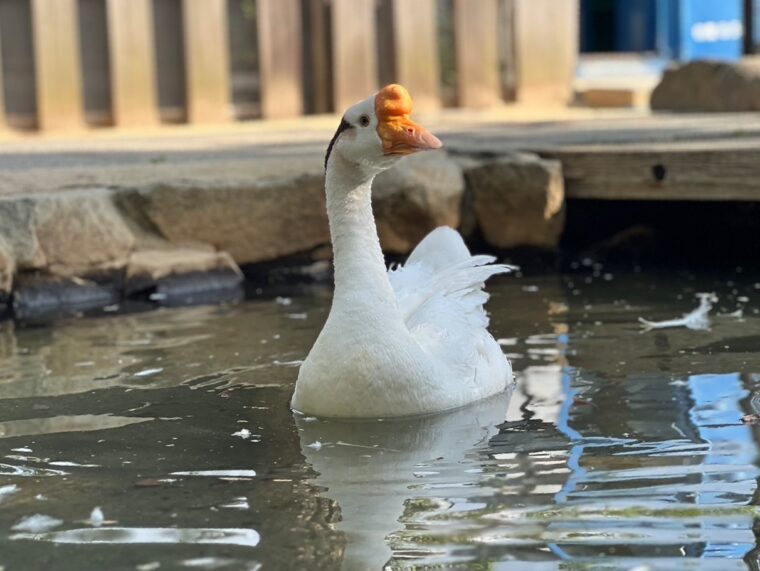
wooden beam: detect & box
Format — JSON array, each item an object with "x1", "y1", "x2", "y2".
[
  {"x1": 106, "y1": 0, "x2": 159, "y2": 126},
  {"x1": 538, "y1": 140, "x2": 760, "y2": 201},
  {"x1": 513, "y1": 0, "x2": 579, "y2": 104},
  {"x1": 496, "y1": 0, "x2": 517, "y2": 101},
  {"x1": 256, "y1": 0, "x2": 303, "y2": 119},
  {"x1": 391, "y1": 0, "x2": 440, "y2": 112},
  {"x1": 0, "y1": 24, "x2": 6, "y2": 130},
  {"x1": 304, "y1": 0, "x2": 330, "y2": 113},
  {"x1": 30, "y1": 0, "x2": 84, "y2": 130},
  {"x1": 452, "y1": 0, "x2": 501, "y2": 108},
  {"x1": 182, "y1": 0, "x2": 230, "y2": 123},
  {"x1": 331, "y1": 0, "x2": 377, "y2": 112}
]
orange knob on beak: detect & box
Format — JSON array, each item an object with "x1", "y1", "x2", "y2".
[{"x1": 375, "y1": 84, "x2": 442, "y2": 156}]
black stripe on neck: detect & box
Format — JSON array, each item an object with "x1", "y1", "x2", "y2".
[{"x1": 325, "y1": 117, "x2": 352, "y2": 170}]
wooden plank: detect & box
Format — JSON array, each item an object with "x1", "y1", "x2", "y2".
[
  {"x1": 331, "y1": 0, "x2": 377, "y2": 112},
  {"x1": 153, "y1": 0, "x2": 186, "y2": 123},
  {"x1": 256, "y1": 0, "x2": 302, "y2": 119},
  {"x1": 30, "y1": 0, "x2": 84, "y2": 130},
  {"x1": 0, "y1": 23, "x2": 5, "y2": 130},
  {"x1": 452, "y1": 0, "x2": 501, "y2": 108},
  {"x1": 79, "y1": 0, "x2": 112, "y2": 126},
  {"x1": 537, "y1": 140, "x2": 760, "y2": 201},
  {"x1": 391, "y1": 0, "x2": 440, "y2": 111},
  {"x1": 182, "y1": 0, "x2": 230, "y2": 123},
  {"x1": 0, "y1": 0, "x2": 36, "y2": 129},
  {"x1": 304, "y1": 0, "x2": 330, "y2": 113},
  {"x1": 497, "y1": 0, "x2": 517, "y2": 101},
  {"x1": 106, "y1": 0, "x2": 159, "y2": 126},
  {"x1": 513, "y1": 0, "x2": 579, "y2": 104}
]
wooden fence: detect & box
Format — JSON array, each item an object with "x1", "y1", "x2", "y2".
[{"x1": 0, "y1": 0, "x2": 578, "y2": 132}]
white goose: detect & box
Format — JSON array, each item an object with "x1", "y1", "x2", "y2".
[{"x1": 292, "y1": 84, "x2": 513, "y2": 418}]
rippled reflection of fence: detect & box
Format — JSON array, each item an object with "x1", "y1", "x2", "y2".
[{"x1": 0, "y1": 0, "x2": 578, "y2": 132}]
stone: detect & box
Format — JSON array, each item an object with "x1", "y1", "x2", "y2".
[
  {"x1": 448, "y1": 155, "x2": 484, "y2": 239},
  {"x1": 12, "y1": 273, "x2": 120, "y2": 321},
  {"x1": 0, "y1": 198, "x2": 46, "y2": 269},
  {"x1": 0, "y1": 235, "x2": 15, "y2": 301},
  {"x1": 153, "y1": 272, "x2": 245, "y2": 307},
  {"x1": 126, "y1": 247, "x2": 242, "y2": 294},
  {"x1": 373, "y1": 151, "x2": 465, "y2": 254},
  {"x1": 651, "y1": 59, "x2": 760, "y2": 112},
  {"x1": 465, "y1": 154, "x2": 565, "y2": 249},
  {"x1": 32, "y1": 190, "x2": 136, "y2": 277},
  {"x1": 132, "y1": 174, "x2": 329, "y2": 265}
]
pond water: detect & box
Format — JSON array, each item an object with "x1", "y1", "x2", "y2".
[{"x1": 0, "y1": 268, "x2": 759, "y2": 570}]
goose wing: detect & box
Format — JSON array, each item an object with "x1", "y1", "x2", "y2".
[{"x1": 388, "y1": 227, "x2": 513, "y2": 386}]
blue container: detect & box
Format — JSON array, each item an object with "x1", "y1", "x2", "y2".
[
  {"x1": 615, "y1": 0, "x2": 657, "y2": 52},
  {"x1": 657, "y1": 0, "x2": 745, "y2": 61}
]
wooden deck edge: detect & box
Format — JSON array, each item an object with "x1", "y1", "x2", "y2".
[{"x1": 535, "y1": 140, "x2": 760, "y2": 202}]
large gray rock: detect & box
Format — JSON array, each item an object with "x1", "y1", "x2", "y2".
[
  {"x1": 132, "y1": 174, "x2": 329, "y2": 265},
  {"x1": 12, "y1": 273, "x2": 120, "y2": 320},
  {"x1": 373, "y1": 151, "x2": 465, "y2": 254},
  {"x1": 33, "y1": 190, "x2": 136, "y2": 277},
  {"x1": 0, "y1": 235, "x2": 15, "y2": 300},
  {"x1": 651, "y1": 59, "x2": 760, "y2": 112},
  {"x1": 0, "y1": 190, "x2": 138, "y2": 306},
  {"x1": 0, "y1": 198, "x2": 45, "y2": 269},
  {"x1": 465, "y1": 154, "x2": 565, "y2": 249},
  {"x1": 126, "y1": 246, "x2": 242, "y2": 293}
]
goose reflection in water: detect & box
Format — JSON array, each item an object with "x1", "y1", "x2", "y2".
[{"x1": 296, "y1": 390, "x2": 513, "y2": 570}]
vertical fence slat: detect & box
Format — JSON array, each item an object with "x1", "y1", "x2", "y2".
[
  {"x1": 80, "y1": 0, "x2": 113, "y2": 126},
  {"x1": 257, "y1": 0, "x2": 303, "y2": 119},
  {"x1": 305, "y1": 0, "x2": 330, "y2": 113},
  {"x1": 0, "y1": 26, "x2": 5, "y2": 130},
  {"x1": 31, "y1": 0, "x2": 84, "y2": 130},
  {"x1": 0, "y1": 1, "x2": 36, "y2": 129},
  {"x1": 513, "y1": 0, "x2": 579, "y2": 104},
  {"x1": 331, "y1": 0, "x2": 377, "y2": 112},
  {"x1": 391, "y1": 0, "x2": 440, "y2": 111},
  {"x1": 153, "y1": 0, "x2": 186, "y2": 123},
  {"x1": 106, "y1": 0, "x2": 159, "y2": 126},
  {"x1": 182, "y1": 0, "x2": 230, "y2": 123},
  {"x1": 496, "y1": 0, "x2": 517, "y2": 101},
  {"x1": 453, "y1": 0, "x2": 501, "y2": 108}
]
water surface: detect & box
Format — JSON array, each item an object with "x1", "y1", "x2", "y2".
[{"x1": 0, "y1": 268, "x2": 759, "y2": 570}]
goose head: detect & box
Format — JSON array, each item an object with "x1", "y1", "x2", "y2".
[{"x1": 324, "y1": 84, "x2": 442, "y2": 176}]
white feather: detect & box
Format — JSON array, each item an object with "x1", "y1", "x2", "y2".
[{"x1": 389, "y1": 227, "x2": 515, "y2": 393}]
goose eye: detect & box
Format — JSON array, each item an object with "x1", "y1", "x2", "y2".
[{"x1": 359, "y1": 114, "x2": 370, "y2": 127}]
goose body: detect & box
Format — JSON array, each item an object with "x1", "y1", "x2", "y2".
[{"x1": 291, "y1": 85, "x2": 512, "y2": 418}]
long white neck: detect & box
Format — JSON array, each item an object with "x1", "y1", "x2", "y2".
[{"x1": 325, "y1": 156, "x2": 397, "y2": 313}]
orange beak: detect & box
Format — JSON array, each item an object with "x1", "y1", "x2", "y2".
[{"x1": 375, "y1": 84, "x2": 442, "y2": 156}]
